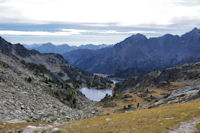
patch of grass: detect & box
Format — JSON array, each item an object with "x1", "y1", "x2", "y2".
[
  {"x1": 0, "y1": 64, "x2": 8, "y2": 71},
  {"x1": 195, "y1": 123, "x2": 200, "y2": 133},
  {"x1": 24, "y1": 77, "x2": 32, "y2": 83},
  {"x1": 169, "y1": 82, "x2": 190, "y2": 90},
  {"x1": 1, "y1": 100, "x2": 200, "y2": 133},
  {"x1": 0, "y1": 122, "x2": 47, "y2": 133},
  {"x1": 61, "y1": 100, "x2": 200, "y2": 133},
  {"x1": 150, "y1": 88, "x2": 169, "y2": 98},
  {"x1": 99, "y1": 92, "x2": 148, "y2": 115}
]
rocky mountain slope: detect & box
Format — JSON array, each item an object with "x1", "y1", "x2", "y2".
[
  {"x1": 0, "y1": 36, "x2": 112, "y2": 122},
  {"x1": 109, "y1": 62, "x2": 200, "y2": 112},
  {"x1": 114, "y1": 62, "x2": 200, "y2": 94},
  {"x1": 1, "y1": 41, "x2": 200, "y2": 132},
  {"x1": 64, "y1": 28, "x2": 200, "y2": 76},
  {"x1": 24, "y1": 43, "x2": 110, "y2": 54}
]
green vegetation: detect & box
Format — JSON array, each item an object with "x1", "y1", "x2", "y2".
[
  {"x1": 24, "y1": 77, "x2": 32, "y2": 83},
  {"x1": 54, "y1": 88, "x2": 77, "y2": 108},
  {"x1": 122, "y1": 104, "x2": 133, "y2": 110},
  {"x1": 0, "y1": 63, "x2": 8, "y2": 71},
  {"x1": 21, "y1": 60, "x2": 62, "y2": 85},
  {"x1": 22, "y1": 61, "x2": 50, "y2": 75}
]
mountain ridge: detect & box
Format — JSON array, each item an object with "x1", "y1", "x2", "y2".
[
  {"x1": 24, "y1": 42, "x2": 111, "y2": 54},
  {"x1": 0, "y1": 36, "x2": 112, "y2": 122},
  {"x1": 64, "y1": 28, "x2": 200, "y2": 76}
]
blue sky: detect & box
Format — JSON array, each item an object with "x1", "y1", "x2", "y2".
[{"x1": 0, "y1": 0, "x2": 199, "y2": 46}]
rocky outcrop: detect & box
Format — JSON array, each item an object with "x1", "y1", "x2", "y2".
[
  {"x1": 114, "y1": 62, "x2": 200, "y2": 94},
  {"x1": 0, "y1": 37, "x2": 111, "y2": 122},
  {"x1": 142, "y1": 85, "x2": 200, "y2": 109},
  {"x1": 111, "y1": 61, "x2": 200, "y2": 111}
]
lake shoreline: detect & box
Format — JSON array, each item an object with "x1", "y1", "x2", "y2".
[{"x1": 79, "y1": 87, "x2": 113, "y2": 102}]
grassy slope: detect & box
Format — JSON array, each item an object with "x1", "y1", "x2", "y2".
[
  {"x1": 99, "y1": 88, "x2": 169, "y2": 115},
  {"x1": 1, "y1": 100, "x2": 200, "y2": 133},
  {"x1": 99, "y1": 81, "x2": 193, "y2": 115},
  {"x1": 61, "y1": 100, "x2": 200, "y2": 133}
]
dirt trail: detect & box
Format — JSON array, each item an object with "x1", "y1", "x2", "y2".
[{"x1": 168, "y1": 117, "x2": 200, "y2": 133}]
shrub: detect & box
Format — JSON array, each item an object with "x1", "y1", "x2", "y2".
[
  {"x1": 25, "y1": 77, "x2": 32, "y2": 83},
  {"x1": 137, "y1": 103, "x2": 140, "y2": 108},
  {"x1": 20, "y1": 60, "x2": 25, "y2": 64},
  {"x1": 128, "y1": 104, "x2": 132, "y2": 108}
]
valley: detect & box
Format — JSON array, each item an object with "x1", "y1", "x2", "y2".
[
  {"x1": 0, "y1": 0, "x2": 200, "y2": 132},
  {"x1": 0, "y1": 28, "x2": 200, "y2": 133}
]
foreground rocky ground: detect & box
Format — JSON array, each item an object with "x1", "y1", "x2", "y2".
[
  {"x1": 0, "y1": 51, "x2": 98, "y2": 123},
  {"x1": 0, "y1": 37, "x2": 112, "y2": 123}
]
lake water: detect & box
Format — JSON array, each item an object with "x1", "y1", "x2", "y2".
[
  {"x1": 79, "y1": 87, "x2": 112, "y2": 101},
  {"x1": 110, "y1": 79, "x2": 120, "y2": 84}
]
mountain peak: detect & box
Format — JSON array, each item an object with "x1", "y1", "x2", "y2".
[
  {"x1": 161, "y1": 34, "x2": 179, "y2": 40},
  {"x1": 181, "y1": 27, "x2": 200, "y2": 38},
  {"x1": 130, "y1": 33, "x2": 147, "y2": 40},
  {"x1": 192, "y1": 27, "x2": 200, "y2": 32},
  {"x1": 190, "y1": 27, "x2": 200, "y2": 34},
  {"x1": 43, "y1": 42, "x2": 54, "y2": 46},
  {"x1": 123, "y1": 33, "x2": 147, "y2": 43}
]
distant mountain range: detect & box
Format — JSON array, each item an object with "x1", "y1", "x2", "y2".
[
  {"x1": 63, "y1": 28, "x2": 200, "y2": 77},
  {"x1": 23, "y1": 43, "x2": 111, "y2": 54}
]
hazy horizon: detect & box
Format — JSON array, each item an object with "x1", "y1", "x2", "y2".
[
  {"x1": 21, "y1": 27, "x2": 199, "y2": 46},
  {"x1": 0, "y1": 0, "x2": 199, "y2": 46}
]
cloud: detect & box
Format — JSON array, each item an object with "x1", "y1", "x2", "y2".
[
  {"x1": 98, "y1": 30, "x2": 156, "y2": 34},
  {"x1": 0, "y1": 30, "x2": 83, "y2": 36},
  {"x1": 0, "y1": 0, "x2": 199, "y2": 27},
  {"x1": 60, "y1": 29, "x2": 157, "y2": 35},
  {"x1": 79, "y1": 23, "x2": 119, "y2": 27},
  {"x1": 174, "y1": 0, "x2": 200, "y2": 7},
  {"x1": 0, "y1": 0, "x2": 199, "y2": 45},
  {"x1": 0, "y1": 29, "x2": 157, "y2": 36}
]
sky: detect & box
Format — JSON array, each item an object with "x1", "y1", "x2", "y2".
[{"x1": 0, "y1": 0, "x2": 199, "y2": 46}]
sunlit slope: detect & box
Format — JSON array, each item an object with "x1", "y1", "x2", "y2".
[{"x1": 60, "y1": 100, "x2": 200, "y2": 133}]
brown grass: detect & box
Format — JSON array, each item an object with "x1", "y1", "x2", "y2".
[
  {"x1": 99, "y1": 92, "x2": 148, "y2": 115},
  {"x1": 169, "y1": 82, "x2": 190, "y2": 90},
  {"x1": 195, "y1": 123, "x2": 200, "y2": 133},
  {"x1": 1, "y1": 100, "x2": 200, "y2": 133},
  {"x1": 0, "y1": 122, "x2": 48, "y2": 132},
  {"x1": 60, "y1": 100, "x2": 200, "y2": 133}
]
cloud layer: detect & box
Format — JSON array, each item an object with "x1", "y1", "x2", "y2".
[{"x1": 0, "y1": 0, "x2": 199, "y2": 45}]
